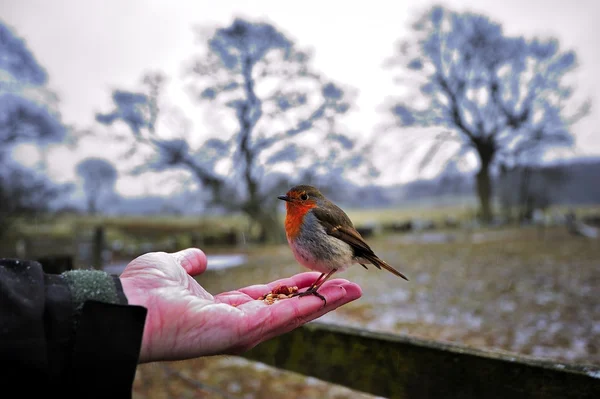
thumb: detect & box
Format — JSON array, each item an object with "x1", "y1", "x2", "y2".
[{"x1": 172, "y1": 248, "x2": 207, "y2": 277}]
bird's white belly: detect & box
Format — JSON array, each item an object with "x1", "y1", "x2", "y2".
[{"x1": 288, "y1": 234, "x2": 355, "y2": 274}]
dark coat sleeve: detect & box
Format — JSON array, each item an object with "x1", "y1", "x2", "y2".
[{"x1": 0, "y1": 258, "x2": 147, "y2": 397}]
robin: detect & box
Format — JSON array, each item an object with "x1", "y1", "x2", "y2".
[{"x1": 278, "y1": 184, "x2": 408, "y2": 304}]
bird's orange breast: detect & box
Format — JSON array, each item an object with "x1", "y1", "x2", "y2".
[{"x1": 284, "y1": 202, "x2": 316, "y2": 240}]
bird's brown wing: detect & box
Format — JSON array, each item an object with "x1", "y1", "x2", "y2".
[
  {"x1": 312, "y1": 204, "x2": 409, "y2": 280},
  {"x1": 311, "y1": 204, "x2": 373, "y2": 254}
]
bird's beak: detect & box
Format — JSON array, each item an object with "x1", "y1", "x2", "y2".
[{"x1": 278, "y1": 195, "x2": 291, "y2": 202}]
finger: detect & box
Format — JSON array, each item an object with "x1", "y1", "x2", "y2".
[
  {"x1": 262, "y1": 282, "x2": 362, "y2": 337},
  {"x1": 233, "y1": 282, "x2": 361, "y2": 353},
  {"x1": 215, "y1": 273, "x2": 326, "y2": 304},
  {"x1": 268, "y1": 281, "x2": 360, "y2": 320},
  {"x1": 238, "y1": 272, "x2": 348, "y2": 298},
  {"x1": 216, "y1": 277, "x2": 351, "y2": 306},
  {"x1": 236, "y1": 281, "x2": 353, "y2": 317},
  {"x1": 239, "y1": 277, "x2": 351, "y2": 299},
  {"x1": 246, "y1": 281, "x2": 361, "y2": 329},
  {"x1": 172, "y1": 248, "x2": 207, "y2": 277}
]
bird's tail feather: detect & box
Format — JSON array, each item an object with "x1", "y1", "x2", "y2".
[{"x1": 365, "y1": 254, "x2": 409, "y2": 281}]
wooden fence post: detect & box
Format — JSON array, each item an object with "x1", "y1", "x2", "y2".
[{"x1": 92, "y1": 225, "x2": 105, "y2": 270}]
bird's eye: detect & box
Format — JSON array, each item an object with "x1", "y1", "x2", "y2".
[{"x1": 300, "y1": 193, "x2": 309, "y2": 201}]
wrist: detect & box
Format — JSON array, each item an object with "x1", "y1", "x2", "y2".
[
  {"x1": 119, "y1": 276, "x2": 152, "y2": 363},
  {"x1": 119, "y1": 276, "x2": 145, "y2": 307}
]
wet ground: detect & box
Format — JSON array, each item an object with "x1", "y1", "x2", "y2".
[{"x1": 133, "y1": 225, "x2": 600, "y2": 398}]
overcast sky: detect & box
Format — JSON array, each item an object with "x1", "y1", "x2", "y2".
[{"x1": 3, "y1": 0, "x2": 599, "y2": 197}]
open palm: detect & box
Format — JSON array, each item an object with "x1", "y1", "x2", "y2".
[{"x1": 119, "y1": 248, "x2": 362, "y2": 363}]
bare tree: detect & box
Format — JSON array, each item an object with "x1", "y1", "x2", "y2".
[
  {"x1": 384, "y1": 6, "x2": 590, "y2": 222},
  {"x1": 0, "y1": 20, "x2": 66, "y2": 161},
  {"x1": 97, "y1": 19, "x2": 372, "y2": 242},
  {"x1": 76, "y1": 158, "x2": 118, "y2": 214},
  {"x1": 0, "y1": 20, "x2": 68, "y2": 238}
]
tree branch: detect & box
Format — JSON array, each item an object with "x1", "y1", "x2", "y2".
[{"x1": 436, "y1": 74, "x2": 476, "y2": 141}]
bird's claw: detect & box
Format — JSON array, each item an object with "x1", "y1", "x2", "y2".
[{"x1": 293, "y1": 288, "x2": 327, "y2": 306}]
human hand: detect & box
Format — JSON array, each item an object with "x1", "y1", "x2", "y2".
[{"x1": 119, "y1": 248, "x2": 362, "y2": 363}]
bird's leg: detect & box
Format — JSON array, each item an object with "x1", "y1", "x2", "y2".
[
  {"x1": 307, "y1": 272, "x2": 326, "y2": 291},
  {"x1": 289, "y1": 272, "x2": 325, "y2": 298},
  {"x1": 312, "y1": 269, "x2": 338, "y2": 291},
  {"x1": 294, "y1": 269, "x2": 338, "y2": 305},
  {"x1": 291, "y1": 272, "x2": 324, "y2": 300}
]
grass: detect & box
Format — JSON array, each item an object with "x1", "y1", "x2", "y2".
[
  {"x1": 6, "y1": 204, "x2": 600, "y2": 397},
  {"x1": 133, "y1": 223, "x2": 600, "y2": 398},
  {"x1": 198, "y1": 225, "x2": 600, "y2": 365}
]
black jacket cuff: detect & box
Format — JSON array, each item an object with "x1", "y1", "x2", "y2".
[{"x1": 70, "y1": 301, "x2": 147, "y2": 397}]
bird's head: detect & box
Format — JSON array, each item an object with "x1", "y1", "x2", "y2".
[{"x1": 277, "y1": 185, "x2": 325, "y2": 213}]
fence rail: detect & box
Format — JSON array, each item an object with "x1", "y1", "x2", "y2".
[{"x1": 241, "y1": 321, "x2": 600, "y2": 398}]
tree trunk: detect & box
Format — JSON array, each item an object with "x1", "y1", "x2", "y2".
[
  {"x1": 518, "y1": 166, "x2": 532, "y2": 222},
  {"x1": 254, "y1": 210, "x2": 286, "y2": 244},
  {"x1": 243, "y1": 197, "x2": 286, "y2": 244},
  {"x1": 87, "y1": 197, "x2": 97, "y2": 215},
  {"x1": 476, "y1": 161, "x2": 493, "y2": 223}
]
